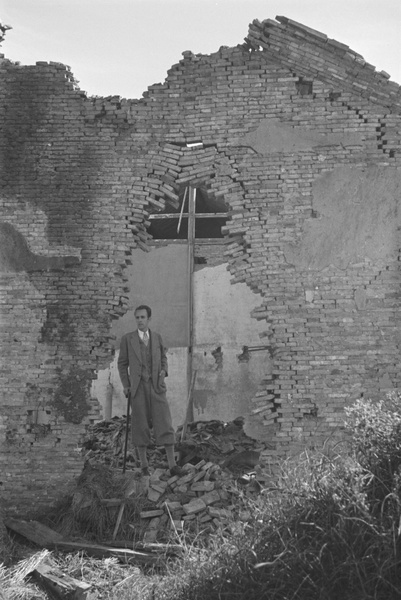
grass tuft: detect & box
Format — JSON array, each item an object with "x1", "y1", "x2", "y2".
[
  {"x1": 2, "y1": 394, "x2": 401, "y2": 599},
  {"x1": 147, "y1": 394, "x2": 401, "y2": 600}
]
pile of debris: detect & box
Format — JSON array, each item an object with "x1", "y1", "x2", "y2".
[
  {"x1": 176, "y1": 418, "x2": 265, "y2": 477},
  {"x1": 138, "y1": 459, "x2": 258, "y2": 544},
  {"x1": 81, "y1": 416, "x2": 266, "y2": 477},
  {"x1": 6, "y1": 458, "x2": 258, "y2": 562},
  {"x1": 5, "y1": 419, "x2": 268, "y2": 597},
  {"x1": 75, "y1": 417, "x2": 266, "y2": 543}
]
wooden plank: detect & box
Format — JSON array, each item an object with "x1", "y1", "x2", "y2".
[
  {"x1": 180, "y1": 369, "x2": 197, "y2": 442},
  {"x1": 148, "y1": 212, "x2": 227, "y2": 220},
  {"x1": 104, "y1": 540, "x2": 183, "y2": 556},
  {"x1": 112, "y1": 471, "x2": 143, "y2": 540},
  {"x1": 6, "y1": 519, "x2": 159, "y2": 566},
  {"x1": 177, "y1": 186, "x2": 188, "y2": 233},
  {"x1": 34, "y1": 562, "x2": 91, "y2": 600},
  {"x1": 139, "y1": 542, "x2": 184, "y2": 555},
  {"x1": 100, "y1": 498, "x2": 122, "y2": 507},
  {"x1": 6, "y1": 519, "x2": 64, "y2": 547},
  {"x1": 53, "y1": 541, "x2": 160, "y2": 565},
  {"x1": 112, "y1": 503, "x2": 125, "y2": 541}
]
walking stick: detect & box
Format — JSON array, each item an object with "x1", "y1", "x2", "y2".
[{"x1": 122, "y1": 390, "x2": 131, "y2": 474}]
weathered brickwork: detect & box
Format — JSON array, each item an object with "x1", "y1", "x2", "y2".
[{"x1": 1, "y1": 16, "x2": 400, "y2": 511}]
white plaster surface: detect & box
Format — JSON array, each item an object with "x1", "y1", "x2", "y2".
[
  {"x1": 192, "y1": 264, "x2": 271, "y2": 436},
  {"x1": 239, "y1": 119, "x2": 363, "y2": 155},
  {"x1": 91, "y1": 347, "x2": 189, "y2": 429},
  {"x1": 93, "y1": 261, "x2": 272, "y2": 439},
  {"x1": 284, "y1": 166, "x2": 401, "y2": 270}
]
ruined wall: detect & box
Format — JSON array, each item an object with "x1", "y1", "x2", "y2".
[
  {"x1": 1, "y1": 16, "x2": 401, "y2": 511},
  {"x1": 0, "y1": 60, "x2": 135, "y2": 513}
]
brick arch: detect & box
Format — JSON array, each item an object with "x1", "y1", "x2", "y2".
[{"x1": 127, "y1": 144, "x2": 248, "y2": 254}]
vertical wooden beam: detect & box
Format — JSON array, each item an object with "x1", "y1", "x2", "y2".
[{"x1": 186, "y1": 187, "x2": 196, "y2": 423}]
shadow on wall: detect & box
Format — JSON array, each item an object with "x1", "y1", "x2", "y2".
[{"x1": 0, "y1": 222, "x2": 80, "y2": 271}]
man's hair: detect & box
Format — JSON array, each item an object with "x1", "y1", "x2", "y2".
[{"x1": 135, "y1": 304, "x2": 152, "y2": 318}]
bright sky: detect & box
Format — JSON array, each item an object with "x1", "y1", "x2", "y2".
[{"x1": 1, "y1": 0, "x2": 400, "y2": 99}]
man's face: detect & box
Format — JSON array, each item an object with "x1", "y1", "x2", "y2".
[{"x1": 135, "y1": 309, "x2": 150, "y2": 331}]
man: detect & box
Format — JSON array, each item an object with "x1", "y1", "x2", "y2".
[{"x1": 117, "y1": 304, "x2": 183, "y2": 477}]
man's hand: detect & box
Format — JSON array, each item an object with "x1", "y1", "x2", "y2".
[{"x1": 124, "y1": 387, "x2": 131, "y2": 398}]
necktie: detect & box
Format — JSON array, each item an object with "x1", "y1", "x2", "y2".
[{"x1": 143, "y1": 331, "x2": 149, "y2": 346}]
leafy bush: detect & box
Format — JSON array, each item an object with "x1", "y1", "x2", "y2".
[
  {"x1": 345, "y1": 393, "x2": 401, "y2": 514},
  {"x1": 150, "y1": 395, "x2": 401, "y2": 600}
]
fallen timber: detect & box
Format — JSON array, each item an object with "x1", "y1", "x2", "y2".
[{"x1": 5, "y1": 518, "x2": 166, "y2": 566}]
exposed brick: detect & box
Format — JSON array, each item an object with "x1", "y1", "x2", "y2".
[{"x1": 0, "y1": 16, "x2": 400, "y2": 513}]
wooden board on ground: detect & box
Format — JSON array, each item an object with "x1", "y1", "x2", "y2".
[
  {"x1": 6, "y1": 518, "x2": 161, "y2": 566},
  {"x1": 33, "y1": 561, "x2": 92, "y2": 600},
  {"x1": 53, "y1": 540, "x2": 161, "y2": 565},
  {"x1": 5, "y1": 518, "x2": 65, "y2": 547}
]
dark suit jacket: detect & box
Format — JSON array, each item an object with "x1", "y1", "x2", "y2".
[{"x1": 117, "y1": 330, "x2": 168, "y2": 397}]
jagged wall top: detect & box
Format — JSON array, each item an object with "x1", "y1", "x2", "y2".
[{"x1": 244, "y1": 16, "x2": 401, "y2": 113}]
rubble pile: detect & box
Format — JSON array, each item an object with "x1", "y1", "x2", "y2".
[
  {"x1": 81, "y1": 416, "x2": 266, "y2": 476},
  {"x1": 139, "y1": 459, "x2": 255, "y2": 544},
  {"x1": 81, "y1": 417, "x2": 128, "y2": 468},
  {"x1": 78, "y1": 417, "x2": 267, "y2": 543},
  {"x1": 176, "y1": 418, "x2": 265, "y2": 476}
]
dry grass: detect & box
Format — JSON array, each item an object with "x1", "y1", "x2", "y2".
[
  {"x1": 43, "y1": 462, "x2": 152, "y2": 543},
  {"x1": 144, "y1": 396, "x2": 401, "y2": 600},
  {"x1": 0, "y1": 550, "x2": 49, "y2": 600},
  {"x1": 2, "y1": 395, "x2": 401, "y2": 600}
]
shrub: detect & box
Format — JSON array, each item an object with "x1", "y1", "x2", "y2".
[
  {"x1": 151, "y1": 395, "x2": 401, "y2": 600},
  {"x1": 345, "y1": 392, "x2": 401, "y2": 514}
]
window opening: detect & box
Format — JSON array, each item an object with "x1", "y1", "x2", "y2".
[
  {"x1": 148, "y1": 186, "x2": 228, "y2": 240},
  {"x1": 296, "y1": 78, "x2": 313, "y2": 96}
]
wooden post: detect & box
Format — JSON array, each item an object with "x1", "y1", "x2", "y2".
[
  {"x1": 186, "y1": 187, "x2": 196, "y2": 423},
  {"x1": 180, "y1": 370, "x2": 197, "y2": 442}
]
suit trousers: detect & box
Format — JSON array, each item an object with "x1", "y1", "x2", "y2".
[{"x1": 130, "y1": 379, "x2": 175, "y2": 447}]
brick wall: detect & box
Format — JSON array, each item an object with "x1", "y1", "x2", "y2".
[{"x1": 1, "y1": 16, "x2": 400, "y2": 512}]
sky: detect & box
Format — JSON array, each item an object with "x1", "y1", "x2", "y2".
[{"x1": 1, "y1": 0, "x2": 400, "y2": 100}]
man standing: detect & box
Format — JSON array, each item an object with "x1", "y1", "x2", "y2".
[{"x1": 117, "y1": 305, "x2": 183, "y2": 477}]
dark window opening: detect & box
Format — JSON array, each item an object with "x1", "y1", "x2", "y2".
[
  {"x1": 149, "y1": 218, "x2": 188, "y2": 240},
  {"x1": 296, "y1": 79, "x2": 313, "y2": 96},
  {"x1": 148, "y1": 187, "x2": 228, "y2": 240},
  {"x1": 195, "y1": 217, "x2": 227, "y2": 238}
]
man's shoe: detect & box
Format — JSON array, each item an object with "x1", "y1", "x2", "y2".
[
  {"x1": 141, "y1": 467, "x2": 150, "y2": 477},
  {"x1": 169, "y1": 465, "x2": 185, "y2": 477}
]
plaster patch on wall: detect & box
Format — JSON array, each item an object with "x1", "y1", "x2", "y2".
[
  {"x1": 236, "y1": 119, "x2": 363, "y2": 155},
  {"x1": 283, "y1": 167, "x2": 401, "y2": 270}
]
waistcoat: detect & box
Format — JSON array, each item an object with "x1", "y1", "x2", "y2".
[{"x1": 139, "y1": 336, "x2": 152, "y2": 381}]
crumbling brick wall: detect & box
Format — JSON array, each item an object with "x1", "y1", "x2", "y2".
[{"x1": 1, "y1": 16, "x2": 400, "y2": 512}]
